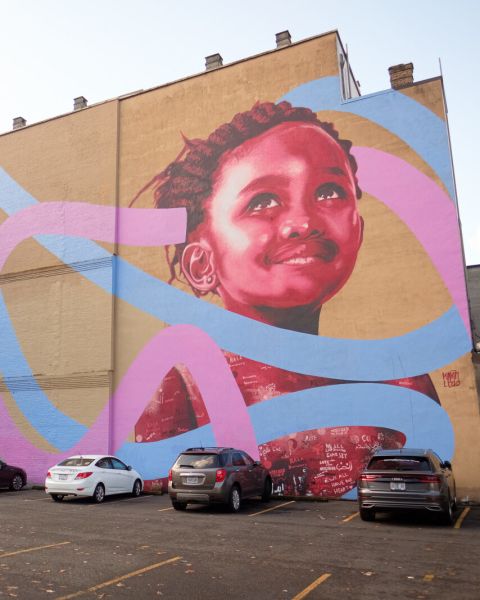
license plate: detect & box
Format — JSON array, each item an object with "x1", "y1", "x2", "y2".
[
  {"x1": 390, "y1": 481, "x2": 406, "y2": 491},
  {"x1": 58, "y1": 474, "x2": 68, "y2": 480},
  {"x1": 186, "y1": 476, "x2": 199, "y2": 485}
]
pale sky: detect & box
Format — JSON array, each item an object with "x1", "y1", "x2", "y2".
[{"x1": 1, "y1": 0, "x2": 478, "y2": 264}]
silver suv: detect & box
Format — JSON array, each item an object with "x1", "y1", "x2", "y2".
[{"x1": 168, "y1": 447, "x2": 272, "y2": 512}]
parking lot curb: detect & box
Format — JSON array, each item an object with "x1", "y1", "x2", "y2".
[{"x1": 280, "y1": 495, "x2": 330, "y2": 502}]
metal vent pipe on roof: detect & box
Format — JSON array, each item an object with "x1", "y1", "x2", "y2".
[
  {"x1": 12, "y1": 116, "x2": 26, "y2": 130},
  {"x1": 275, "y1": 30, "x2": 292, "y2": 48},
  {"x1": 205, "y1": 53, "x2": 223, "y2": 71},
  {"x1": 74, "y1": 96, "x2": 88, "y2": 110}
]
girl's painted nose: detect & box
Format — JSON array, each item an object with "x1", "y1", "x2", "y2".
[{"x1": 280, "y1": 216, "x2": 317, "y2": 239}]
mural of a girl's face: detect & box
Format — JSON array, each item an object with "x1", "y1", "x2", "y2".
[{"x1": 182, "y1": 121, "x2": 364, "y2": 323}]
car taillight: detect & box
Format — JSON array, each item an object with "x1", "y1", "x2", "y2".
[
  {"x1": 74, "y1": 471, "x2": 93, "y2": 480},
  {"x1": 47, "y1": 471, "x2": 52, "y2": 479},
  {"x1": 215, "y1": 469, "x2": 227, "y2": 483},
  {"x1": 417, "y1": 474, "x2": 441, "y2": 485},
  {"x1": 358, "y1": 474, "x2": 381, "y2": 487},
  {"x1": 168, "y1": 469, "x2": 172, "y2": 482}
]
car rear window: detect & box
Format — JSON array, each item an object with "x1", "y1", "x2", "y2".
[
  {"x1": 176, "y1": 454, "x2": 220, "y2": 469},
  {"x1": 58, "y1": 458, "x2": 94, "y2": 467},
  {"x1": 367, "y1": 457, "x2": 432, "y2": 472}
]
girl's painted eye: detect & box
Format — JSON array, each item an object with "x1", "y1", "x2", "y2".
[
  {"x1": 247, "y1": 193, "x2": 280, "y2": 212},
  {"x1": 315, "y1": 183, "x2": 346, "y2": 201}
]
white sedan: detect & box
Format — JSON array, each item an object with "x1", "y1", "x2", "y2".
[{"x1": 45, "y1": 455, "x2": 143, "y2": 503}]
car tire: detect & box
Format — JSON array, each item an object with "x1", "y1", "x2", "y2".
[
  {"x1": 51, "y1": 494, "x2": 64, "y2": 502},
  {"x1": 171, "y1": 500, "x2": 187, "y2": 511},
  {"x1": 228, "y1": 485, "x2": 241, "y2": 513},
  {"x1": 441, "y1": 495, "x2": 454, "y2": 526},
  {"x1": 92, "y1": 483, "x2": 105, "y2": 504},
  {"x1": 359, "y1": 507, "x2": 375, "y2": 521},
  {"x1": 9, "y1": 474, "x2": 24, "y2": 491},
  {"x1": 132, "y1": 479, "x2": 142, "y2": 497},
  {"x1": 261, "y1": 477, "x2": 272, "y2": 502}
]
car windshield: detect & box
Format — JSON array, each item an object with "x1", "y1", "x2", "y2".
[
  {"x1": 58, "y1": 458, "x2": 94, "y2": 467},
  {"x1": 368, "y1": 457, "x2": 432, "y2": 471},
  {"x1": 176, "y1": 454, "x2": 220, "y2": 469}
]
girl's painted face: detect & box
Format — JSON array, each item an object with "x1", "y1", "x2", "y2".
[{"x1": 186, "y1": 121, "x2": 363, "y2": 312}]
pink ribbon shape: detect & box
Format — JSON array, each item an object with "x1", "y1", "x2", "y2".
[
  {"x1": 354, "y1": 146, "x2": 469, "y2": 334},
  {"x1": 0, "y1": 202, "x2": 257, "y2": 480}
]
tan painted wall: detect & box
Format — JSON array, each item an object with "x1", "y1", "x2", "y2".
[{"x1": 0, "y1": 101, "x2": 117, "y2": 435}]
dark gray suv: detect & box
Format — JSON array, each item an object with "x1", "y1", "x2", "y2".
[
  {"x1": 168, "y1": 447, "x2": 272, "y2": 512},
  {"x1": 357, "y1": 448, "x2": 457, "y2": 524}
]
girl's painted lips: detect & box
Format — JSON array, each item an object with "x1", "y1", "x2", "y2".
[{"x1": 266, "y1": 239, "x2": 338, "y2": 265}]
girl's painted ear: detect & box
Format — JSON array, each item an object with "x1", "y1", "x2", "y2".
[{"x1": 181, "y1": 242, "x2": 218, "y2": 293}]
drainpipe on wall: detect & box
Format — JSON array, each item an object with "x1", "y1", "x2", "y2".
[{"x1": 108, "y1": 98, "x2": 122, "y2": 454}]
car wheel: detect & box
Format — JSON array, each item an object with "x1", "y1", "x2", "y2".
[
  {"x1": 228, "y1": 485, "x2": 241, "y2": 513},
  {"x1": 261, "y1": 477, "x2": 272, "y2": 502},
  {"x1": 92, "y1": 483, "x2": 105, "y2": 504},
  {"x1": 441, "y1": 495, "x2": 454, "y2": 526},
  {"x1": 51, "y1": 494, "x2": 64, "y2": 502},
  {"x1": 359, "y1": 507, "x2": 375, "y2": 521},
  {"x1": 171, "y1": 500, "x2": 187, "y2": 511},
  {"x1": 132, "y1": 479, "x2": 142, "y2": 497},
  {"x1": 10, "y1": 474, "x2": 24, "y2": 491}
]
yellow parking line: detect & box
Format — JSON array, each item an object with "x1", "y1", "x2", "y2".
[
  {"x1": 342, "y1": 511, "x2": 359, "y2": 523},
  {"x1": 158, "y1": 507, "x2": 174, "y2": 512},
  {"x1": 0, "y1": 541, "x2": 71, "y2": 558},
  {"x1": 248, "y1": 500, "x2": 295, "y2": 517},
  {"x1": 56, "y1": 556, "x2": 182, "y2": 600},
  {"x1": 454, "y1": 506, "x2": 471, "y2": 529},
  {"x1": 292, "y1": 573, "x2": 332, "y2": 599},
  {"x1": 423, "y1": 574, "x2": 434, "y2": 582}
]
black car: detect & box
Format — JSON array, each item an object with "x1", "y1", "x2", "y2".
[
  {"x1": 0, "y1": 458, "x2": 27, "y2": 491},
  {"x1": 357, "y1": 448, "x2": 456, "y2": 524}
]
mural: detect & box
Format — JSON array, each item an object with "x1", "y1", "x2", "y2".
[
  {"x1": 0, "y1": 72, "x2": 471, "y2": 499},
  {"x1": 132, "y1": 99, "x2": 445, "y2": 495}
]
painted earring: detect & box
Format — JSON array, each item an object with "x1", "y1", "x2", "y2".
[{"x1": 206, "y1": 276, "x2": 213, "y2": 284}]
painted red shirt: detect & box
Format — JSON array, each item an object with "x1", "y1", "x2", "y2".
[{"x1": 135, "y1": 351, "x2": 438, "y2": 496}]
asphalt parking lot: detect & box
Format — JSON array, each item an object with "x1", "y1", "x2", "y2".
[{"x1": 0, "y1": 489, "x2": 479, "y2": 599}]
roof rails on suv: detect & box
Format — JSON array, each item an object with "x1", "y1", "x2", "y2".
[{"x1": 185, "y1": 447, "x2": 234, "y2": 452}]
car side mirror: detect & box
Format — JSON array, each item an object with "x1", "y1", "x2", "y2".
[
  {"x1": 442, "y1": 460, "x2": 452, "y2": 470},
  {"x1": 126, "y1": 465, "x2": 132, "y2": 471},
  {"x1": 253, "y1": 461, "x2": 261, "y2": 467}
]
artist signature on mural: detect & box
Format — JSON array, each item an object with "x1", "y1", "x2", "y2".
[{"x1": 442, "y1": 369, "x2": 461, "y2": 387}]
